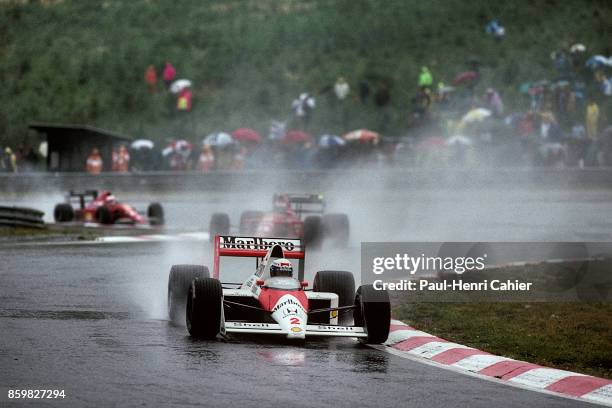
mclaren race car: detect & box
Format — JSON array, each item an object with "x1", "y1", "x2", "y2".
[
  {"x1": 167, "y1": 235, "x2": 390, "y2": 343},
  {"x1": 53, "y1": 190, "x2": 164, "y2": 226},
  {"x1": 208, "y1": 194, "x2": 349, "y2": 248}
]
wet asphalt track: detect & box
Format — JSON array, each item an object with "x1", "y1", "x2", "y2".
[
  {"x1": 2, "y1": 188, "x2": 612, "y2": 407},
  {"x1": 0, "y1": 243, "x2": 597, "y2": 408}
]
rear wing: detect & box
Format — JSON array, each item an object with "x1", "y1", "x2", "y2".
[
  {"x1": 213, "y1": 235, "x2": 305, "y2": 280},
  {"x1": 274, "y1": 193, "x2": 326, "y2": 217},
  {"x1": 67, "y1": 190, "x2": 99, "y2": 209}
]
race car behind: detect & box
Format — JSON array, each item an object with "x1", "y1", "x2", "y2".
[
  {"x1": 167, "y1": 235, "x2": 390, "y2": 343},
  {"x1": 208, "y1": 193, "x2": 349, "y2": 248},
  {"x1": 53, "y1": 190, "x2": 164, "y2": 226}
]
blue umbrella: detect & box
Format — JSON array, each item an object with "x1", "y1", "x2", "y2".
[
  {"x1": 318, "y1": 134, "x2": 346, "y2": 148},
  {"x1": 586, "y1": 55, "x2": 612, "y2": 69}
]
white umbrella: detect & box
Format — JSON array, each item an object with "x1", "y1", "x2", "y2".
[
  {"x1": 170, "y1": 79, "x2": 192, "y2": 94},
  {"x1": 447, "y1": 135, "x2": 473, "y2": 146},
  {"x1": 38, "y1": 141, "x2": 48, "y2": 158},
  {"x1": 570, "y1": 43, "x2": 586, "y2": 53},
  {"x1": 461, "y1": 108, "x2": 492, "y2": 124},
  {"x1": 203, "y1": 132, "x2": 234, "y2": 147},
  {"x1": 130, "y1": 139, "x2": 154, "y2": 150}
]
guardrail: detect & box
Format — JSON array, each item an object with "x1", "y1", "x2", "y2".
[
  {"x1": 0, "y1": 168, "x2": 611, "y2": 193},
  {"x1": 0, "y1": 206, "x2": 45, "y2": 229}
]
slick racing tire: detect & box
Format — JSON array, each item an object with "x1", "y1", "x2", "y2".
[
  {"x1": 95, "y1": 206, "x2": 114, "y2": 224},
  {"x1": 53, "y1": 203, "x2": 74, "y2": 222},
  {"x1": 187, "y1": 277, "x2": 223, "y2": 339},
  {"x1": 354, "y1": 284, "x2": 390, "y2": 344},
  {"x1": 322, "y1": 213, "x2": 350, "y2": 247},
  {"x1": 209, "y1": 213, "x2": 230, "y2": 239},
  {"x1": 313, "y1": 270, "x2": 355, "y2": 325},
  {"x1": 167, "y1": 265, "x2": 210, "y2": 324},
  {"x1": 147, "y1": 202, "x2": 165, "y2": 226},
  {"x1": 239, "y1": 211, "x2": 264, "y2": 235},
  {"x1": 303, "y1": 215, "x2": 323, "y2": 250}
]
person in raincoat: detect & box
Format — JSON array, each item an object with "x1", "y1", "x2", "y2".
[
  {"x1": 586, "y1": 100, "x2": 600, "y2": 140},
  {"x1": 144, "y1": 65, "x2": 157, "y2": 94},
  {"x1": 197, "y1": 145, "x2": 215, "y2": 172},
  {"x1": 418, "y1": 67, "x2": 433, "y2": 89},
  {"x1": 86, "y1": 148, "x2": 103, "y2": 174},
  {"x1": 163, "y1": 61, "x2": 176, "y2": 89},
  {"x1": 1, "y1": 147, "x2": 17, "y2": 173}
]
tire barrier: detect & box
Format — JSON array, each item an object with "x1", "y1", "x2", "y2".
[{"x1": 0, "y1": 206, "x2": 45, "y2": 229}]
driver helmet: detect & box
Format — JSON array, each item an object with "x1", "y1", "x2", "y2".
[
  {"x1": 270, "y1": 258, "x2": 293, "y2": 278},
  {"x1": 105, "y1": 194, "x2": 117, "y2": 205}
]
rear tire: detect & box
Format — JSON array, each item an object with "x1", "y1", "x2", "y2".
[
  {"x1": 53, "y1": 203, "x2": 74, "y2": 222},
  {"x1": 323, "y1": 213, "x2": 350, "y2": 247},
  {"x1": 239, "y1": 211, "x2": 264, "y2": 235},
  {"x1": 209, "y1": 213, "x2": 230, "y2": 239},
  {"x1": 147, "y1": 202, "x2": 165, "y2": 226},
  {"x1": 303, "y1": 215, "x2": 322, "y2": 250},
  {"x1": 187, "y1": 277, "x2": 223, "y2": 339},
  {"x1": 95, "y1": 206, "x2": 114, "y2": 224},
  {"x1": 354, "y1": 284, "x2": 390, "y2": 344},
  {"x1": 168, "y1": 265, "x2": 210, "y2": 324},
  {"x1": 313, "y1": 270, "x2": 355, "y2": 324}
]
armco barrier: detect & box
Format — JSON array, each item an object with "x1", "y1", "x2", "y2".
[
  {"x1": 0, "y1": 168, "x2": 611, "y2": 193},
  {"x1": 0, "y1": 206, "x2": 45, "y2": 228}
]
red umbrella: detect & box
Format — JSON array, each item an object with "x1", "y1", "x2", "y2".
[
  {"x1": 232, "y1": 128, "x2": 262, "y2": 143},
  {"x1": 283, "y1": 130, "x2": 312, "y2": 143},
  {"x1": 452, "y1": 71, "x2": 479, "y2": 86},
  {"x1": 343, "y1": 129, "x2": 380, "y2": 143}
]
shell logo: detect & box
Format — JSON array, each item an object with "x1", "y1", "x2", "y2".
[{"x1": 291, "y1": 327, "x2": 302, "y2": 333}]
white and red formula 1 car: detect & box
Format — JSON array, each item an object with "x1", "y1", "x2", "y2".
[{"x1": 167, "y1": 235, "x2": 390, "y2": 343}]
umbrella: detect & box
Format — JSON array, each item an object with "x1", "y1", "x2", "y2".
[
  {"x1": 586, "y1": 55, "x2": 612, "y2": 69},
  {"x1": 162, "y1": 139, "x2": 193, "y2": 157},
  {"x1": 203, "y1": 132, "x2": 234, "y2": 147},
  {"x1": 170, "y1": 79, "x2": 192, "y2": 94},
  {"x1": 283, "y1": 130, "x2": 312, "y2": 144},
  {"x1": 130, "y1": 139, "x2": 154, "y2": 150},
  {"x1": 460, "y1": 108, "x2": 492, "y2": 125},
  {"x1": 438, "y1": 86, "x2": 456, "y2": 94},
  {"x1": 232, "y1": 128, "x2": 262, "y2": 143},
  {"x1": 570, "y1": 43, "x2": 586, "y2": 53},
  {"x1": 318, "y1": 134, "x2": 346, "y2": 148},
  {"x1": 343, "y1": 129, "x2": 380, "y2": 143},
  {"x1": 452, "y1": 71, "x2": 479, "y2": 86},
  {"x1": 447, "y1": 135, "x2": 473, "y2": 146}
]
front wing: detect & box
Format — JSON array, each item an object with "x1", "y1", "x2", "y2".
[{"x1": 224, "y1": 321, "x2": 367, "y2": 338}]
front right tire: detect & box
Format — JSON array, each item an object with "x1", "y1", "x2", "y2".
[
  {"x1": 187, "y1": 277, "x2": 223, "y2": 339},
  {"x1": 167, "y1": 264, "x2": 210, "y2": 324},
  {"x1": 353, "y1": 284, "x2": 390, "y2": 344}
]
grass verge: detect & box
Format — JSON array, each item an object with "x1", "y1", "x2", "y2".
[{"x1": 393, "y1": 302, "x2": 612, "y2": 379}]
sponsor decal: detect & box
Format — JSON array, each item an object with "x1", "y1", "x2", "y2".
[
  {"x1": 316, "y1": 325, "x2": 359, "y2": 332},
  {"x1": 330, "y1": 310, "x2": 338, "y2": 319},
  {"x1": 232, "y1": 322, "x2": 272, "y2": 328},
  {"x1": 220, "y1": 236, "x2": 298, "y2": 252},
  {"x1": 291, "y1": 327, "x2": 302, "y2": 333},
  {"x1": 272, "y1": 298, "x2": 306, "y2": 313},
  {"x1": 282, "y1": 307, "x2": 300, "y2": 317}
]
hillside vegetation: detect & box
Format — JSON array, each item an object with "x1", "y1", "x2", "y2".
[{"x1": 1, "y1": 0, "x2": 610, "y2": 144}]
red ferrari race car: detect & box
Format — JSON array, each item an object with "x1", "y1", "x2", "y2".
[
  {"x1": 167, "y1": 235, "x2": 390, "y2": 343},
  {"x1": 208, "y1": 194, "x2": 349, "y2": 248},
  {"x1": 53, "y1": 190, "x2": 164, "y2": 226}
]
